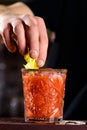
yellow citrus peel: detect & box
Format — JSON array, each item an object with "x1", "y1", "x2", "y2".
[{"x1": 24, "y1": 53, "x2": 39, "y2": 69}]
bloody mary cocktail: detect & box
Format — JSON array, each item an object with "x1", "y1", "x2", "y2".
[{"x1": 21, "y1": 68, "x2": 67, "y2": 123}]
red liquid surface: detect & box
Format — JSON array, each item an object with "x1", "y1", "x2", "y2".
[{"x1": 22, "y1": 68, "x2": 67, "y2": 121}]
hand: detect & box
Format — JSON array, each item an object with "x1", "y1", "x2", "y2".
[{"x1": 0, "y1": 14, "x2": 48, "y2": 67}]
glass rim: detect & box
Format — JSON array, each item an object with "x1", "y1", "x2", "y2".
[{"x1": 21, "y1": 68, "x2": 67, "y2": 74}]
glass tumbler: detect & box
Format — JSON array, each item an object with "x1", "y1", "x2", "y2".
[{"x1": 21, "y1": 68, "x2": 67, "y2": 123}]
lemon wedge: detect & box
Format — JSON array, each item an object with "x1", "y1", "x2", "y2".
[{"x1": 24, "y1": 53, "x2": 39, "y2": 69}]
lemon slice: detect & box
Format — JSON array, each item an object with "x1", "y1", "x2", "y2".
[{"x1": 24, "y1": 53, "x2": 39, "y2": 69}]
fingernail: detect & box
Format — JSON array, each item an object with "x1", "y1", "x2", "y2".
[
  {"x1": 37, "y1": 59, "x2": 44, "y2": 67},
  {"x1": 30, "y1": 50, "x2": 38, "y2": 58}
]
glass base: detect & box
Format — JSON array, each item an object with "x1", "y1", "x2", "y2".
[{"x1": 25, "y1": 117, "x2": 63, "y2": 124}]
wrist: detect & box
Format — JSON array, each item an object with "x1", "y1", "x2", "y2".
[
  {"x1": 0, "y1": 5, "x2": 10, "y2": 14},
  {"x1": 8, "y1": 2, "x2": 34, "y2": 16}
]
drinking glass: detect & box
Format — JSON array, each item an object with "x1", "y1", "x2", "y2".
[{"x1": 21, "y1": 68, "x2": 67, "y2": 123}]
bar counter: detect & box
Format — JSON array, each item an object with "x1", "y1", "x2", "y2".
[{"x1": 0, "y1": 118, "x2": 87, "y2": 130}]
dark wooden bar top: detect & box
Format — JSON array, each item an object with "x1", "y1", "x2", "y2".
[{"x1": 0, "y1": 118, "x2": 87, "y2": 130}]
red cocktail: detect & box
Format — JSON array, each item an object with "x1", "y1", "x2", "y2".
[{"x1": 21, "y1": 68, "x2": 67, "y2": 123}]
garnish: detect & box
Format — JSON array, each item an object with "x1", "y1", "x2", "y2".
[{"x1": 24, "y1": 53, "x2": 39, "y2": 69}]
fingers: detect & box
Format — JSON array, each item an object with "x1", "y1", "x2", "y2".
[
  {"x1": 23, "y1": 15, "x2": 39, "y2": 59},
  {"x1": 2, "y1": 24, "x2": 16, "y2": 53},
  {"x1": 35, "y1": 17, "x2": 48, "y2": 67},
  {"x1": 11, "y1": 15, "x2": 39, "y2": 56},
  {"x1": 14, "y1": 15, "x2": 48, "y2": 67},
  {"x1": 1, "y1": 14, "x2": 48, "y2": 67},
  {"x1": 11, "y1": 19, "x2": 26, "y2": 55},
  {"x1": 24, "y1": 15, "x2": 48, "y2": 67}
]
